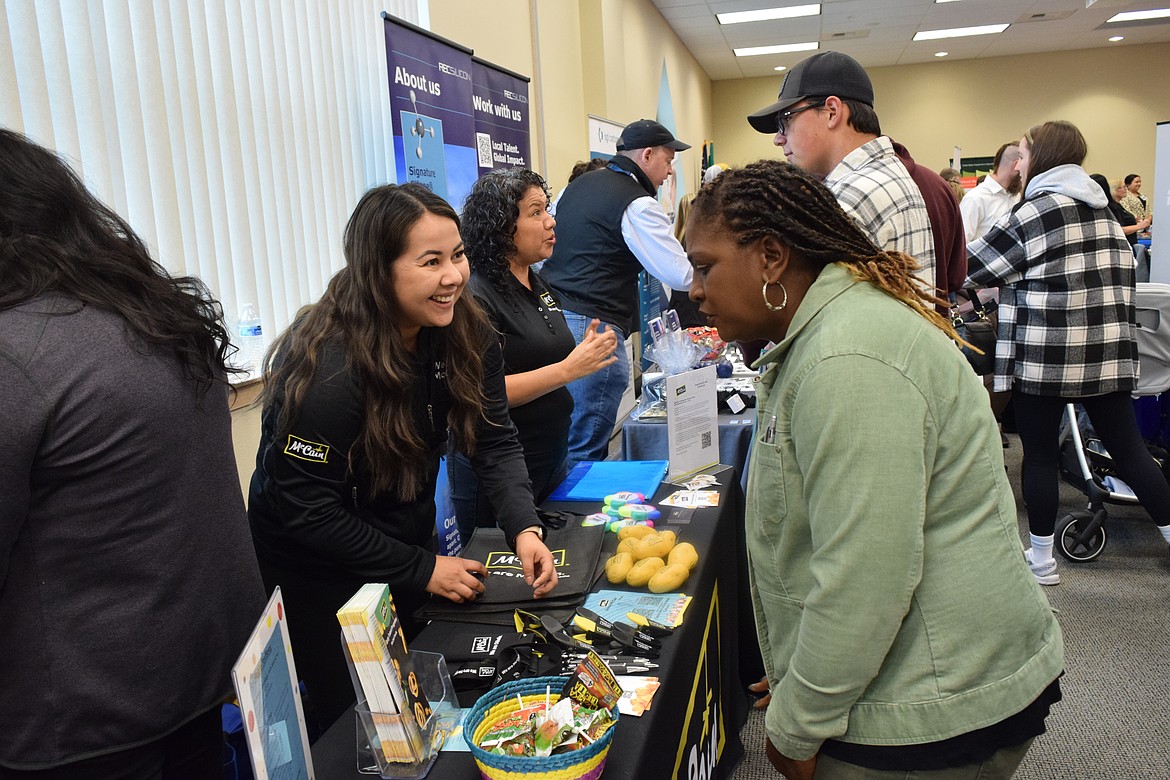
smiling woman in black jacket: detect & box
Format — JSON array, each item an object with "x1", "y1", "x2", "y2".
[{"x1": 248, "y1": 183, "x2": 557, "y2": 730}]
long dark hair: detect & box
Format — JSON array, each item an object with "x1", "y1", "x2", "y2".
[
  {"x1": 264, "y1": 183, "x2": 488, "y2": 501},
  {"x1": 1091, "y1": 173, "x2": 1133, "y2": 224},
  {"x1": 0, "y1": 128, "x2": 235, "y2": 394},
  {"x1": 460, "y1": 168, "x2": 550, "y2": 295},
  {"x1": 690, "y1": 160, "x2": 960, "y2": 341}
]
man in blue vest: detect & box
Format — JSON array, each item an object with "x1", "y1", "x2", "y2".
[{"x1": 542, "y1": 119, "x2": 694, "y2": 467}]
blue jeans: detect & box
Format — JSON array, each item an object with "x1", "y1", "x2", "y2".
[{"x1": 562, "y1": 311, "x2": 629, "y2": 468}]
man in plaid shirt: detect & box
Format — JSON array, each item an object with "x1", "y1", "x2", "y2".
[
  {"x1": 748, "y1": 51, "x2": 936, "y2": 292},
  {"x1": 741, "y1": 50, "x2": 941, "y2": 715}
]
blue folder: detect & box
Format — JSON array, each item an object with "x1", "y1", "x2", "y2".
[{"x1": 547, "y1": 460, "x2": 669, "y2": 503}]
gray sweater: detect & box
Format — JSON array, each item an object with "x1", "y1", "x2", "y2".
[{"x1": 0, "y1": 295, "x2": 265, "y2": 769}]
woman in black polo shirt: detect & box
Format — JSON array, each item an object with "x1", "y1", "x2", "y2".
[{"x1": 451, "y1": 168, "x2": 619, "y2": 542}]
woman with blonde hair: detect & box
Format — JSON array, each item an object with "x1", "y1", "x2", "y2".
[
  {"x1": 665, "y1": 191, "x2": 706, "y2": 327},
  {"x1": 938, "y1": 166, "x2": 965, "y2": 202}
]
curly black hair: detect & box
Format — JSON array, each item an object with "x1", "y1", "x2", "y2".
[{"x1": 460, "y1": 168, "x2": 550, "y2": 295}]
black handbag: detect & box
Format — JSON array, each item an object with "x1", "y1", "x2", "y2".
[{"x1": 952, "y1": 288, "x2": 996, "y2": 375}]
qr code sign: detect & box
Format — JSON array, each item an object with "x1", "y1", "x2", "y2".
[
  {"x1": 701, "y1": 431, "x2": 712, "y2": 448},
  {"x1": 476, "y1": 132, "x2": 493, "y2": 168}
]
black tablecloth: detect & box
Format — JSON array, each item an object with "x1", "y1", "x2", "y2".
[{"x1": 311, "y1": 466, "x2": 751, "y2": 780}]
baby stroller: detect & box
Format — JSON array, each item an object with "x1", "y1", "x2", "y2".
[{"x1": 1055, "y1": 282, "x2": 1170, "y2": 561}]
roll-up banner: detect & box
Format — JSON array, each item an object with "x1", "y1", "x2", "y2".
[
  {"x1": 382, "y1": 14, "x2": 477, "y2": 210},
  {"x1": 588, "y1": 115, "x2": 624, "y2": 159},
  {"x1": 1151, "y1": 120, "x2": 1170, "y2": 285},
  {"x1": 471, "y1": 58, "x2": 531, "y2": 176}
]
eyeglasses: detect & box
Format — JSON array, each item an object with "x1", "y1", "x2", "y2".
[{"x1": 776, "y1": 99, "x2": 826, "y2": 136}]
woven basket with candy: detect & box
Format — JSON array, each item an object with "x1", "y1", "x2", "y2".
[
  {"x1": 685, "y1": 326, "x2": 727, "y2": 363},
  {"x1": 465, "y1": 654, "x2": 622, "y2": 780}
]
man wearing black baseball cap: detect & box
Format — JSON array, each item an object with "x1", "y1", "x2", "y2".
[
  {"x1": 746, "y1": 51, "x2": 939, "y2": 291},
  {"x1": 541, "y1": 119, "x2": 693, "y2": 467}
]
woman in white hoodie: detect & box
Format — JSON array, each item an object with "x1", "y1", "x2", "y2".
[{"x1": 966, "y1": 120, "x2": 1170, "y2": 585}]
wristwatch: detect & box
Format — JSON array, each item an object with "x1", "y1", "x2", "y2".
[{"x1": 516, "y1": 525, "x2": 546, "y2": 543}]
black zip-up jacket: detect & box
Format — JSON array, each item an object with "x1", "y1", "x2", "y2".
[
  {"x1": 247, "y1": 326, "x2": 538, "y2": 596},
  {"x1": 540, "y1": 154, "x2": 658, "y2": 335}
]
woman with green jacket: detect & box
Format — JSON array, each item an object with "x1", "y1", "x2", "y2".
[{"x1": 685, "y1": 160, "x2": 1063, "y2": 780}]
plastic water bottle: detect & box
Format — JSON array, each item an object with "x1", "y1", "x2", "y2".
[{"x1": 236, "y1": 303, "x2": 265, "y2": 377}]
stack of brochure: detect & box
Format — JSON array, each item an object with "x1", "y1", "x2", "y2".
[{"x1": 337, "y1": 584, "x2": 429, "y2": 763}]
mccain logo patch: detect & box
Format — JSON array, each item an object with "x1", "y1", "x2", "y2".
[
  {"x1": 284, "y1": 435, "x2": 330, "y2": 463},
  {"x1": 539, "y1": 290, "x2": 561, "y2": 312}
]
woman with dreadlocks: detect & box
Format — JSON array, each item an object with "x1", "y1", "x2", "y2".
[{"x1": 685, "y1": 160, "x2": 1063, "y2": 780}]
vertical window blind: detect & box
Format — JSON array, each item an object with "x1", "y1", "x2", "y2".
[{"x1": 1, "y1": 0, "x2": 428, "y2": 375}]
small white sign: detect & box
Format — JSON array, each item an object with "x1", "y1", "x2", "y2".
[
  {"x1": 665, "y1": 365, "x2": 719, "y2": 481},
  {"x1": 725, "y1": 393, "x2": 746, "y2": 415}
]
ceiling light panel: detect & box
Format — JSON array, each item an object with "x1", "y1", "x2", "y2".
[
  {"x1": 913, "y1": 24, "x2": 1010, "y2": 41},
  {"x1": 733, "y1": 41, "x2": 819, "y2": 56},
  {"x1": 717, "y1": 4, "x2": 820, "y2": 25},
  {"x1": 1107, "y1": 9, "x2": 1170, "y2": 23}
]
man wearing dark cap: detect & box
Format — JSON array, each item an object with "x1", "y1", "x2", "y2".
[
  {"x1": 747, "y1": 51, "x2": 937, "y2": 291},
  {"x1": 746, "y1": 51, "x2": 978, "y2": 779},
  {"x1": 541, "y1": 119, "x2": 693, "y2": 466}
]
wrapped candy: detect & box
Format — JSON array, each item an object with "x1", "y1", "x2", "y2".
[
  {"x1": 477, "y1": 696, "x2": 616, "y2": 757},
  {"x1": 685, "y1": 326, "x2": 726, "y2": 363}
]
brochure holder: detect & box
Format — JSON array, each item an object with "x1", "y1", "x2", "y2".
[{"x1": 340, "y1": 638, "x2": 459, "y2": 779}]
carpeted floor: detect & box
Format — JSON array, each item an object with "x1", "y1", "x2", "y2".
[{"x1": 730, "y1": 432, "x2": 1170, "y2": 779}]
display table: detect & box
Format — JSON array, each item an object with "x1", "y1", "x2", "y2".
[
  {"x1": 621, "y1": 411, "x2": 755, "y2": 490},
  {"x1": 311, "y1": 466, "x2": 750, "y2": 780}
]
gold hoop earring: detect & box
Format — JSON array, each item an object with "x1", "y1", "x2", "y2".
[{"x1": 762, "y1": 281, "x2": 787, "y2": 312}]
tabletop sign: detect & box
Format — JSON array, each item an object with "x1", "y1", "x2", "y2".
[
  {"x1": 665, "y1": 365, "x2": 719, "y2": 482},
  {"x1": 232, "y1": 588, "x2": 315, "y2": 780}
]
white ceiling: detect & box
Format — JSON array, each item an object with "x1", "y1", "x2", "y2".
[{"x1": 649, "y1": 0, "x2": 1170, "y2": 80}]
